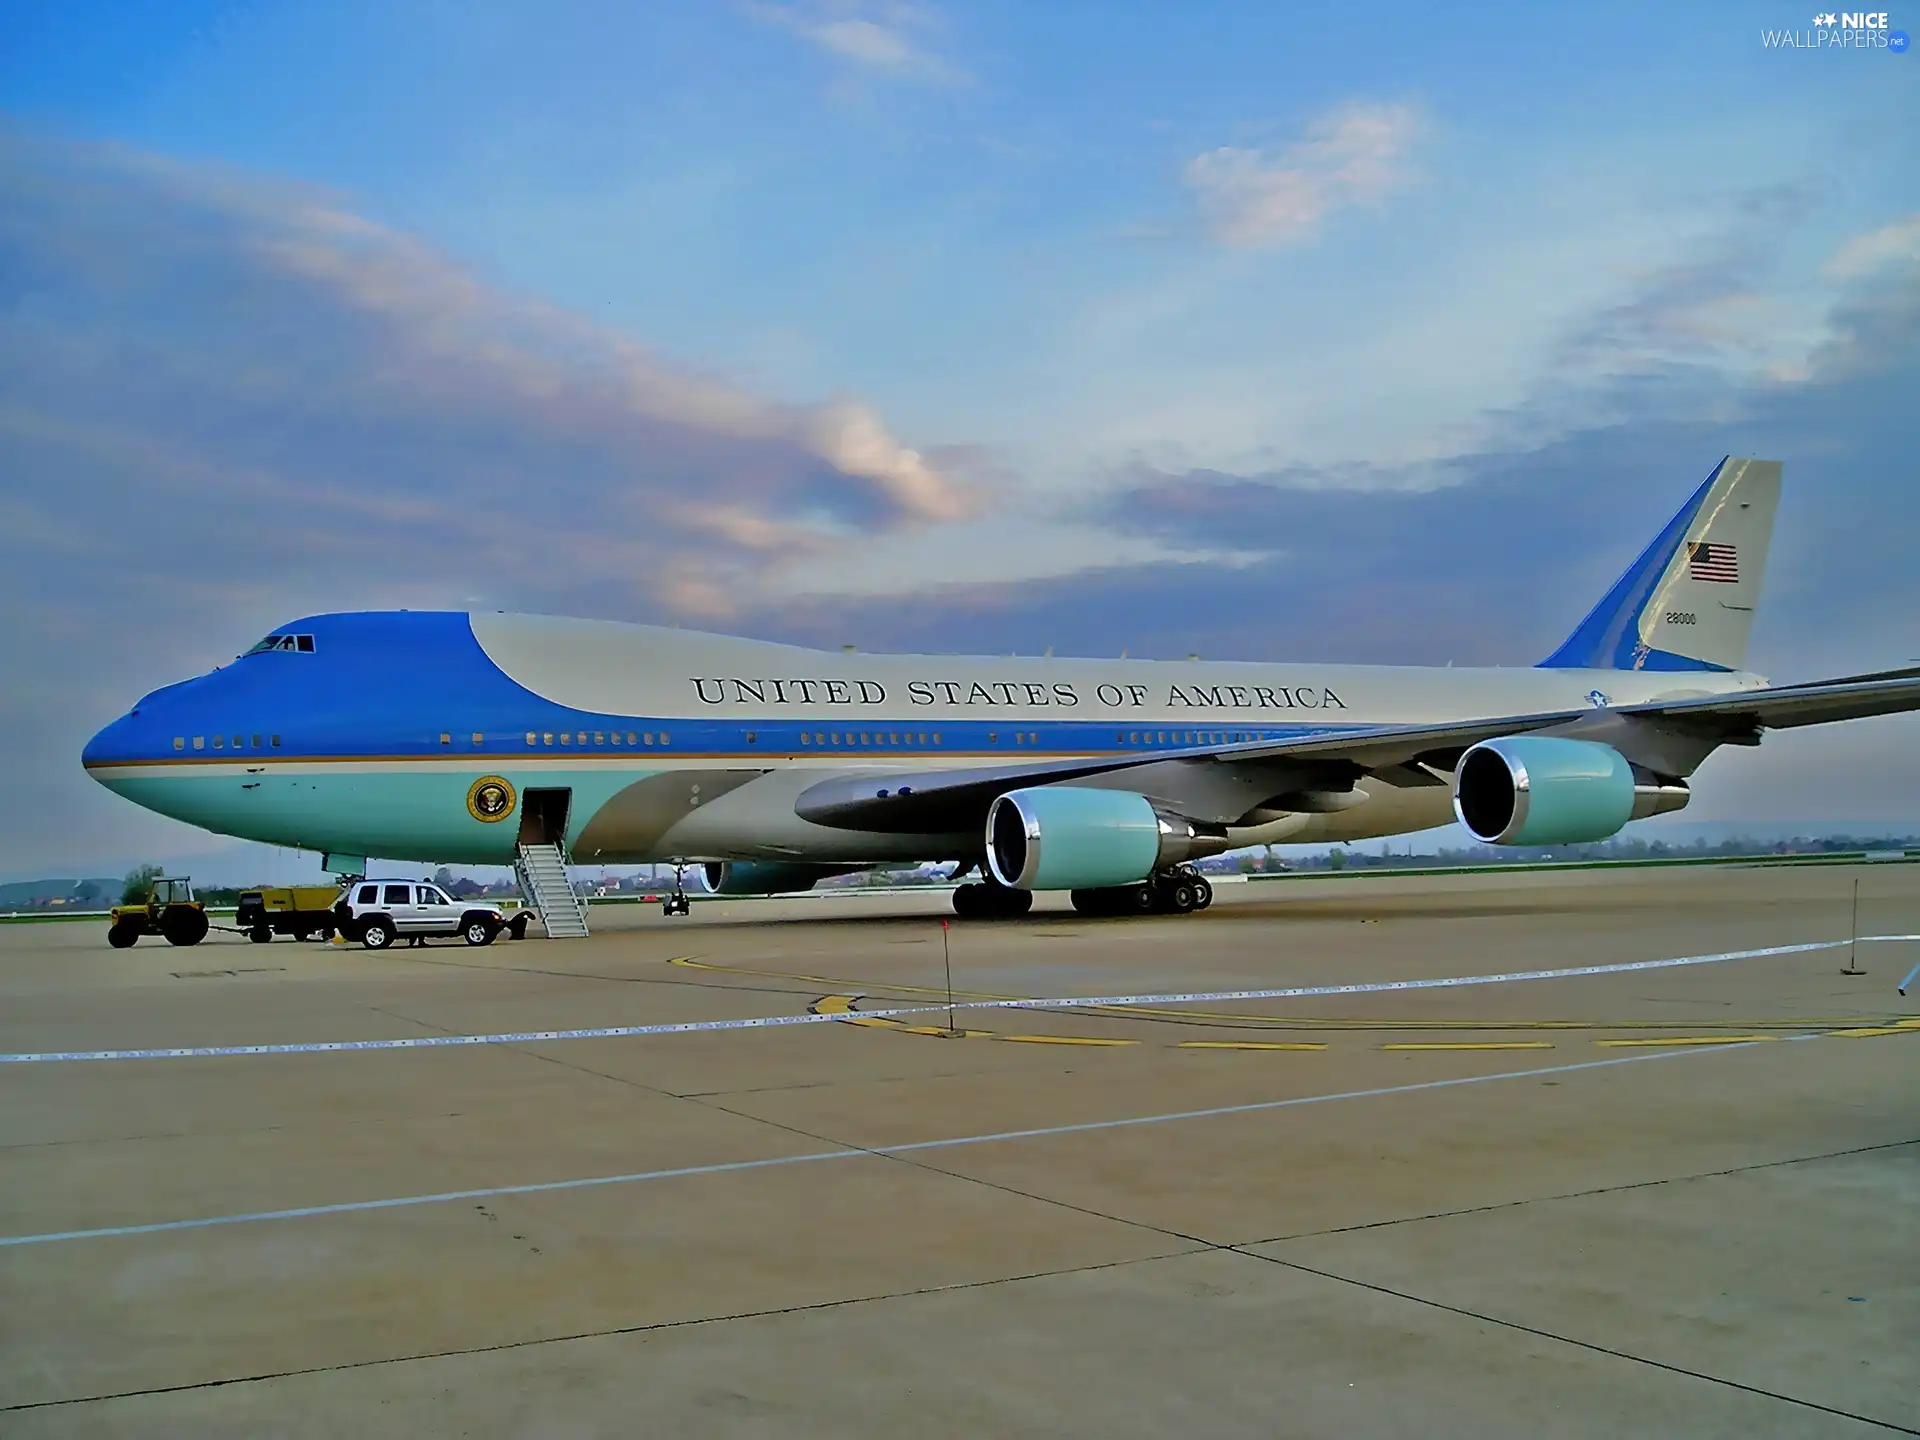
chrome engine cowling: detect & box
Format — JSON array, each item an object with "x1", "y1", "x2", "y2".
[
  {"x1": 1452, "y1": 736, "x2": 1689, "y2": 846},
  {"x1": 985, "y1": 787, "x2": 1228, "y2": 891}
]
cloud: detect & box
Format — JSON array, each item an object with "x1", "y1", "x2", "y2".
[
  {"x1": 1821, "y1": 214, "x2": 1920, "y2": 283},
  {"x1": 724, "y1": 225, "x2": 1920, "y2": 827},
  {"x1": 0, "y1": 129, "x2": 976, "y2": 869},
  {"x1": 0, "y1": 130, "x2": 971, "y2": 578},
  {"x1": 745, "y1": 2, "x2": 967, "y2": 85},
  {"x1": 1183, "y1": 101, "x2": 1423, "y2": 249}
]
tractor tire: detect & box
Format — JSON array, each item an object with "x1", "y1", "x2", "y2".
[
  {"x1": 162, "y1": 907, "x2": 209, "y2": 947},
  {"x1": 107, "y1": 923, "x2": 139, "y2": 949},
  {"x1": 249, "y1": 926, "x2": 273, "y2": 944}
]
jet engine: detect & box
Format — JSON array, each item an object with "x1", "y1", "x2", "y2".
[
  {"x1": 701, "y1": 861, "x2": 868, "y2": 895},
  {"x1": 985, "y1": 787, "x2": 1229, "y2": 891},
  {"x1": 1452, "y1": 736, "x2": 1689, "y2": 846}
]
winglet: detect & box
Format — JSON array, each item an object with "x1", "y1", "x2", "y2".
[{"x1": 1540, "y1": 457, "x2": 1781, "y2": 672}]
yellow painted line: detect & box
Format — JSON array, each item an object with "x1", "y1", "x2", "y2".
[
  {"x1": 1001, "y1": 1035, "x2": 1139, "y2": 1047},
  {"x1": 1381, "y1": 1041, "x2": 1555, "y2": 1052},
  {"x1": 810, "y1": 995, "x2": 994, "y2": 1037},
  {"x1": 1177, "y1": 1041, "x2": 1328, "y2": 1052},
  {"x1": 1828, "y1": 1026, "x2": 1917, "y2": 1039},
  {"x1": 1596, "y1": 1035, "x2": 1778, "y2": 1047}
]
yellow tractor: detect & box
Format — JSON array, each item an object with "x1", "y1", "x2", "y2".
[{"x1": 107, "y1": 877, "x2": 208, "y2": 948}]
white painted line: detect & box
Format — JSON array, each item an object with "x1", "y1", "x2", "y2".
[
  {"x1": 3, "y1": 936, "x2": 1914, "y2": 1066},
  {"x1": 0, "y1": 1041, "x2": 1785, "y2": 1247}
]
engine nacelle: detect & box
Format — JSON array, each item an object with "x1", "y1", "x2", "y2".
[
  {"x1": 701, "y1": 861, "x2": 865, "y2": 895},
  {"x1": 1453, "y1": 736, "x2": 1689, "y2": 846},
  {"x1": 985, "y1": 787, "x2": 1228, "y2": 891}
]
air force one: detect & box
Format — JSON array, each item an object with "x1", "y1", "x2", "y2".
[{"x1": 83, "y1": 458, "x2": 1920, "y2": 918}]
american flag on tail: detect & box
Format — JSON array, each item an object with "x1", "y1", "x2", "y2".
[{"x1": 1687, "y1": 541, "x2": 1738, "y2": 583}]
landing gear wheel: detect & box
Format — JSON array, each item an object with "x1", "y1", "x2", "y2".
[
  {"x1": 162, "y1": 907, "x2": 208, "y2": 947},
  {"x1": 662, "y1": 863, "x2": 692, "y2": 917},
  {"x1": 107, "y1": 923, "x2": 139, "y2": 949},
  {"x1": 953, "y1": 882, "x2": 1030, "y2": 918},
  {"x1": 1127, "y1": 883, "x2": 1156, "y2": 914},
  {"x1": 1163, "y1": 880, "x2": 1198, "y2": 914},
  {"x1": 1192, "y1": 877, "x2": 1213, "y2": 910},
  {"x1": 249, "y1": 925, "x2": 273, "y2": 944},
  {"x1": 360, "y1": 916, "x2": 396, "y2": 950},
  {"x1": 464, "y1": 919, "x2": 496, "y2": 947}
]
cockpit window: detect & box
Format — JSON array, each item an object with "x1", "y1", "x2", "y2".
[{"x1": 245, "y1": 634, "x2": 316, "y2": 656}]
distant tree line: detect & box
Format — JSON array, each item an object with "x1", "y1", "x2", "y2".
[{"x1": 1278, "y1": 834, "x2": 1919, "y2": 872}]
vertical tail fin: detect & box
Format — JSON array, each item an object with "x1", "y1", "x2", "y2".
[{"x1": 1540, "y1": 457, "x2": 1781, "y2": 672}]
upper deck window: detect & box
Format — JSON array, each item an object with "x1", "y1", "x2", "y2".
[{"x1": 245, "y1": 634, "x2": 316, "y2": 656}]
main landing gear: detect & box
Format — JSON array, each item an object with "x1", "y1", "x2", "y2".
[
  {"x1": 951, "y1": 868, "x2": 1215, "y2": 919},
  {"x1": 951, "y1": 878, "x2": 1033, "y2": 919},
  {"x1": 1070, "y1": 867, "x2": 1214, "y2": 918}
]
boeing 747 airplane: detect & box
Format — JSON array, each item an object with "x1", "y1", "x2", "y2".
[{"x1": 84, "y1": 458, "x2": 1920, "y2": 920}]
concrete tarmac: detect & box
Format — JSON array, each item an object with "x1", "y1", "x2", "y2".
[{"x1": 2, "y1": 863, "x2": 1917, "y2": 1436}]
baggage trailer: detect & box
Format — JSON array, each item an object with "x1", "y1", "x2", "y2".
[{"x1": 235, "y1": 886, "x2": 342, "y2": 943}]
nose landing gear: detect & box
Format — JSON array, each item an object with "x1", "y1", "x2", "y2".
[{"x1": 661, "y1": 863, "x2": 692, "y2": 917}]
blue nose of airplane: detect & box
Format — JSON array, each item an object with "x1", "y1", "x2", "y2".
[{"x1": 83, "y1": 709, "x2": 139, "y2": 772}]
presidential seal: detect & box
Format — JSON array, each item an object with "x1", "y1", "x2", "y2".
[{"x1": 467, "y1": 776, "x2": 516, "y2": 823}]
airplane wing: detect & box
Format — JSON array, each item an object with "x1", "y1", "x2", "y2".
[{"x1": 793, "y1": 672, "x2": 1920, "y2": 834}]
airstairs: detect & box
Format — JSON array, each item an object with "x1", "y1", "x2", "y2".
[{"x1": 514, "y1": 842, "x2": 589, "y2": 939}]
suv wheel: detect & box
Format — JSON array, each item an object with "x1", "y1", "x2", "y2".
[
  {"x1": 464, "y1": 918, "x2": 496, "y2": 947},
  {"x1": 360, "y1": 916, "x2": 396, "y2": 950}
]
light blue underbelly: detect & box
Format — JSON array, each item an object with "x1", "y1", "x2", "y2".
[{"x1": 103, "y1": 766, "x2": 660, "y2": 863}]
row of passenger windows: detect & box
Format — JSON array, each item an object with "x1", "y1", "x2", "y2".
[
  {"x1": 176, "y1": 727, "x2": 1271, "y2": 756},
  {"x1": 801, "y1": 731, "x2": 943, "y2": 747},
  {"x1": 176, "y1": 734, "x2": 279, "y2": 751},
  {"x1": 524, "y1": 730, "x2": 670, "y2": 748},
  {"x1": 1123, "y1": 730, "x2": 1267, "y2": 745}
]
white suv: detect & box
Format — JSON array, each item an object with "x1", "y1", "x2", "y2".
[{"x1": 333, "y1": 881, "x2": 526, "y2": 949}]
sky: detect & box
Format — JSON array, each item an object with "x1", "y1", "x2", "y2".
[{"x1": 2, "y1": 0, "x2": 1917, "y2": 875}]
